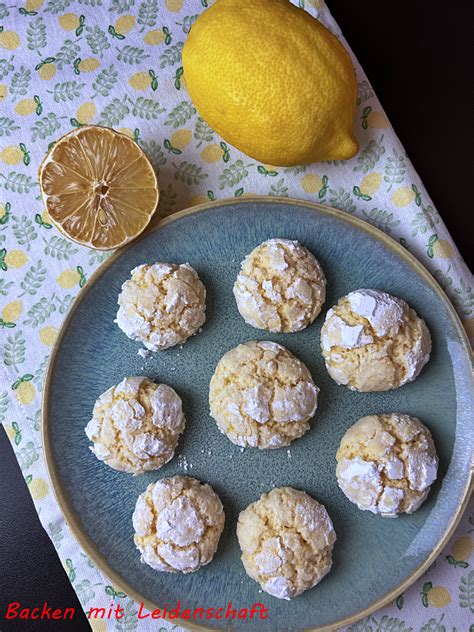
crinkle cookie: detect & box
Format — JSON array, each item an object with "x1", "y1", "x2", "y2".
[
  {"x1": 133, "y1": 476, "x2": 225, "y2": 573},
  {"x1": 209, "y1": 341, "x2": 319, "y2": 449},
  {"x1": 233, "y1": 238, "x2": 326, "y2": 333},
  {"x1": 116, "y1": 262, "x2": 206, "y2": 351},
  {"x1": 85, "y1": 377, "x2": 185, "y2": 475},
  {"x1": 237, "y1": 487, "x2": 336, "y2": 600},
  {"x1": 320, "y1": 289, "x2": 431, "y2": 391},
  {"x1": 336, "y1": 414, "x2": 438, "y2": 517}
]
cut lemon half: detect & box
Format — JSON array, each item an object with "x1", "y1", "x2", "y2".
[{"x1": 39, "y1": 125, "x2": 159, "y2": 250}]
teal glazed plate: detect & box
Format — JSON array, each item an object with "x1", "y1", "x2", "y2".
[{"x1": 43, "y1": 198, "x2": 473, "y2": 631}]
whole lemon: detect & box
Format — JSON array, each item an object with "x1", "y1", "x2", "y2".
[{"x1": 182, "y1": 0, "x2": 358, "y2": 166}]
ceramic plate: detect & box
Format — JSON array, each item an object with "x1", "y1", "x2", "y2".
[{"x1": 43, "y1": 198, "x2": 473, "y2": 631}]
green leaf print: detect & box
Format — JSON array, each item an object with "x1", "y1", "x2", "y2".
[
  {"x1": 419, "y1": 614, "x2": 446, "y2": 632},
  {"x1": 329, "y1": 187, "x2": 356, "y2": 214},
  {"x1": 55, "y1": 293, "x2": 73, "y2": 314},
  {"x1": 19, "y1": 260, "x2": 46, "y2": 296},
  {"x1": 173, "y1": 161, "x2": 208, "y2": 185},
  {"x1": 464, "y1": 571, "x2": 474, "y2": 611},
  {"x1": 109, "y1": 0, "x2": 135, "y2": 12},
  {"x1": 86, "y1": 26, "x2": 110, "y2": 57},
  {"x1": 0, "y1": 391, "x2": 9, "y2": 423},
  {"x1": 446, "y1": 554, "x2": 469, "y2": 569},
  {"x1": 55, "y1": 39, "x2": 81, "y2": 69},
  {"x1": 88, "y1": 250, "x2": 111, "y2": 266},
  {"x1": 48, "y1": 80, "x2": 85, "y2": 102},
  {"x1": 362, "y1": 208, "x2": 400, "y2": 234},
  {"x1": 356, "y1": 79, "x2": 374, "y2": 105},
  {"x1": 139, "y1": 139, "x2": 166, "y2": 172},
  {"x1": 27, "y1": 17, "x2": 47, "y2": 54},
  {"x1": 91, "y1": 64, "x2": 118, "y2": 97},
  {"x1": 353, "y1": 136, "x2": 386, "y2": 173},
  {"x1": 43, "y1": 236, "x2": 79, "y2": 260},
  {"x1": 395, "y1": 593, "x2": 404, "y2": 609},
  {"x1": 3, "y1": 331, "x2": 26, "y2": 370},
  {"x1": 12, "y1": 215, "x2": 38, "y2": 248},
  {"x1": 78, "y1": 0, "x2": 103, "y2": 6},
  {"x1": 23, "y1": 296, "x2": 57, "y2": 327},
  {"x1": 165, "y1": 101, "x2": 196, "y2": 128},
  {"x1": 115, "y1": 603, "x2": 138, "y2": 631},
  {"x1": 65, "y1": 558, "x2": 76, "y2": 582},
  {"x1": 194, "y1": 117, "x2": 214, "y2": 146},
  {"x1": 0, "y1": 117, "x2": 20, "y2": 137},
  {"x1": 219, "y1": 160, "x2": 252, "y2": 189},
  {"x1": 410, "y1": 205, "x2": 439, "y2": 237},
  {"x1": 77, "y1": 579, "x2": 96, "y2": 604},
  {"x1": 137, "y1": 0, "x2": 158, "y2": 32},
  {"x1": 157, "y1": 183, "x2": 176, "y2": 216},
  {"x1": 370, "y1": 616, "x2": 412, "y2": 632},
  {"x1": 452, "y1": 278, "x2": 474, "y2": 317},
  {"x1": 0, "y1": 3, "x2": 10, "y2": 19},
  {"x1": 346, "y1": 617, "x2": 373, "y2": 632},
  {"x1": 33, "y1": 355, "x2": 50, "y2": 387},
  {"x1": 45, "y1": 0, "x2": 74, "y2": 13},
  {"x1": 131, "y1": 96, "x2": 164, "y2": 119},
  {"x1": 31, "y1": 113, "x2": 64, "y2": 141},
  {"x1": 0, "y1": 279, "x2": 13, "y2": 296},
  {"x1": 284, "y1": 165, "x2": 307, "y2": 175},
  {"x1": 0, "y1": 55, "x2": 15, "y2": 80},
  {"x1": 116, "y1": 44, "x2": 149, "y2": 64},
  {"x1": 48, "y1": 522, "x2": 64, "y2": 548},
  {"x1": 1, "y1": 173, "x2": 37, "y2": 194},
  {"x1": 11, "y1": 421, "x2": 22, "y2": 445},
  {"x1": 177, "y1": 14, "x2": 199, "y2": 34},
  {"x1": 17, "y1": 441, "x2": 39, "y2": 470},
  {"x1": 384, "y1": 149, "x2": 406, "y2": 191},
  {"x1": 269, "y1": 178, "x2": 289, "y2": 197},
  {"x1": 98, "y1": 96, "x2": 129, "y2": 125},
  {"x1": 10, "y1": 66, "x2": 31, "y2": 99},
  {"x1": 159, "y1": 42, "x2": 183, "y2": 68}
]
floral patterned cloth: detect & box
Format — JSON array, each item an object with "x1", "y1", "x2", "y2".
[{"x1": 0, "y1": 1, "x2": 472, "y2": 630}]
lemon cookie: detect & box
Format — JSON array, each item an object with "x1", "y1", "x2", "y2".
[
  {"x1": 85, "y1": 377, "x2": 185, "y2": 475},
  {"x1": 116, "y1": 263, "x2": 206, "y2": 351},
  {"x1": 209, "y1": 341, "x2": 318, "y2": 449},
  {"x1": 233, "y1": 239, "x2": 326, "y2": 332},
  {"x1": 237, "y1": 487, "x2": 336, "y2": 600},
  {"x1": 336, "y1": 414, "x2": 438, "y2": 517},
  {"x1": 133, "y1": 476, "x2": 225, "y2": 573},
  {"x1": 321, "y1": 289, "x2": 431, "y2": 391}
]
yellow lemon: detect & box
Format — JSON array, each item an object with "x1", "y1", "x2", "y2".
[
  {"x1": 171, "y1": 129, "x2": 192, "y2": 149},
  {"x1": 368, "y1": 111, "x2": 389, "y2": 129},
  {"x1": 1, "y1": 146, "x2": 23, "y2": 165},
  {"x1": 4, "y1": 425, "x2": 16, "y2": 441},
  {"x1": 78, "y1": 58, "x2": 100, "y2": 73},
  {"x1": 432, "y1": 239, "x2": 453, "y2": 259},
  {"x1": 183, "y1": 0, "x2": 358, "y2": 166},
  {"x1": 200, "y1": 144, "x2": 222, "y2": 163},
  {"x1": 462, "y1": 318, "x2": 474, "y2": 341},
  {"x1": 391, "y1": 186, "x2": 416, "y2": 207},
  {"x1": 4, "y1": 250, "x2": 28, "y2": 269},
  {"x1": 57, "y1": 269, "x2": 81, "y2": 288},
  {"x1": 143, "y1": 29, "x2": 165, "y2": 45},
  {"x1": 300, "y1": 173, "x2": 323, "y2": 194},
  {"x1": 29, "y1": 478, "x2": 49, "y2": 501},
  {"x1": 115, "y1": 15, "x2": 135, "y2": 34},
  {"x1": 39, "y1": 326, "x2": 58, "y2": 347},
  {"x1": 0, "y1": 31, "x2": 21, "y2": 50},
  {"x1": 89, "y1": 621, "x2": 108, "y2": 632},
  {"x1": 15, "y1": 98, "x2": 36, "y2": 115},
  {"x1": 117, "y1": 127, "x2": 134, "y2": 138},
  {"x1": 0, "y1": 84, "x2": 7, "y2": 100},
  {"x1": 128, "y1": 71, "x2": 150, "y2": 90},
  {"x1": 38, "y1": 63, "x2": 57, "y2": 80},
  {"x1": 359, "y1": 172, "x2": 382, "y2": 196},
  {"x1": 42, "y1": 209, "x2": 52, "y2": 224},
  {"x1": 189, "y1": 194, "x2": 209, "y2": 206},
  {"x1": 2, "y1": 300, "x2": 22, "y2": 322},
  {"x1": 76, "y1": 101, "x2": 96, "y2": 124},
  {"x1": 428, "y1": 586, "x2": 451, "y2": 608},
  {"x1": 26, "y1": 0, "x2": 44, "y2": 9},
  {"x1": 0, "y1": 204, "x2": 7, "y2": 219},
  {"x1": 307, "y1": 0, "x2": 324, "y2": 8},
  {"x1": 58, "y1": 13, "x2": 80, "y2": 30},
  {"x1": 452, "y1": 535, "x2": 472, "y2": 560},
  {"x1": 166, "y1": 0, "x2": 183, "y2": 11},
  {"x1": 16, "y1": 381, "x2": 35, "y2": 406}
]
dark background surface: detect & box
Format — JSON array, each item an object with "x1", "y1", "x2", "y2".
[{"x1": 0, "y1": 3, "x2": 472, "y2": 631}]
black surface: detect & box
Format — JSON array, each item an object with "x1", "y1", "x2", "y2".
[{"x1": 0, "y1": 4, "x2": 472, "y2": 632}]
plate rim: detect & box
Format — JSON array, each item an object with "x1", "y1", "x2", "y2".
[{"x1": 42, "y1": 195, "x2": 474, "y2": 631}]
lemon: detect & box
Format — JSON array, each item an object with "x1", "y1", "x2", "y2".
[
  {"x1": 368, "y1": 111, "x2": 388, "y2": 129},
  {"x1": 300, "y1": 173, "x2": 322, "y2": 193},
  {"x1": 15, "y1": 98, "x2": 36, "y2": 115},
  {"x1": 26, "y1": 0, "x2": 44, "y2": 9},
  {"x1": 76, "y1": 101, "x2": 96, "y2": 123},
  {"x1": 115, "y1": 15, "x2": 135, "y2": 34},
  {"x1": 452, "y1": 535, "x2": 472, "y2": 560},
  {"x1": 0, "y1": 84, "x2": 7, "y2": 100},
  {"x1": 2, "y1": 300, "x2": 22, "y2": 322},
  {"x1": 38, "y1": 64, "x2": 57, "y2": 80},
  {"x1": 144, "y1": 29, "x2": 165, "y2": 45},
  {"x1": 29, "y1": 478, "x2": 49, "y2": 501},
  {"x1": 4, "y1": 250, "x2": 28, "y2": 268},
  {"x1": 59, "y1": 13, "x2": 80, "y2": 30},
  {"x1": 200, "y1": 144, "x2": 222, "y2": 163},
  {"x1": 39, "y1": 326, "x2": 58, "y2": 346},
  {"x1": 171, "y1": 129, "x2": 192, "y2": 149},
  {"x1": 1, "y1": 146, "x2": 23, "y2": 165},
  {"x1": 128, "y1": 71, "x2": 150, "y2": 90},
  {"x1": 183, "y1": 0, "x2": 358, "y2": 166},
  {"x1": 89, "y1": 621, "x2": 108, "y2": 632},
  {"x1": 391, "y1": 186, "x2": 416, "y2": 207},
  {"x1": 166, "y1": 0, "x2": 183, "y2": 11},
  {"x1": 16, "y1": 381, "x2": 35, "y2": 406},
  {"x1": 189, "y1": 194, "x2": 209, "y2": 206},
  {"x1": 4, "y1": 425, "x2": 16, "y2": 441},
  {"x1": 118, "y1": 127, "x2": 135, "y2": 138},
  {"x1": 432, "y1": 239, "x2": 453, "y2": 259},
  {"x1": 42, "y1": 209, "x2": 52, "y2": 224},
  {"x1": 0, "y1": 31, "x2": 21, "y2": 50},
  {"x1": 78, "y1": 58, "x2": 100, "y2": 73},
  {"x1": 57, "y1": 269, "x2": 81, "y2": 288},
  {"x1": 359, "y1": 172, "x2": 382, "y2": 196},
  {"x1": 428, "y1": 586, "x2": 451, "y2": 608}
]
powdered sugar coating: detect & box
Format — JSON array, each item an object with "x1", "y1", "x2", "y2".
[
  {"x1": 233, "y1": 239, "x2": 326, "y2": 333},
  {"x1": 116, "y1": 262, "x2": 206, "y2": 351},
  {"x1": 209, "y1": 341, "x2": 319, "y2": 449},
  {"x1": 336, "y1": 414, "x2": 438, "y2": 517},
  {"x1": 85, "y1": 377, "x2": 185, "y2": 475},
  {"x1": 321, "y1": 289, "x2": 431, "y2": 391},
  {"x1": 132, "y1": 476, "x2": 225, "y2": 573},
  {"x1": 237, "y1": 487, "x2": 336, "y2": 599}
]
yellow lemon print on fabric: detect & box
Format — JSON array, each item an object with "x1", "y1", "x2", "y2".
[
  {"x1": 0, "y1": 31, "x2": 20, "y2": 50},
  {"x1": 200, "y1": 144, "x2": 222, "y2": 163},
  {"x1": 57, "y1": 269, "x2": 81, "y2": 288},
  {"x1": 300, "y1": 173, "x2": 323, "y2": 194},
  {"x1": 38, "y1": 63, "x2": 57, "y2": 80},
  {"x1": 117, "y1": 127, "x2": 135, "y2": 138},
  {"x1": 5, "y1": 425, "x2": 16, "y2": 441},
  {"x1": 128, "y1": 71, "x2": 150, "y2": 90},
  {"x1": 89, "y1": 620, "x2": 108, "y2": 632},
  {"x1": 0, "y1": 84, "x2": 7, "y2": 101},
  {"x1": 189, "y1": 194, "x2": 209, "y2": 206},
  {"x1": 452, "y1": 535, "x2": 473, "y2": 560},
  {"x1": 39, "y1": 326, "x2": 58, "y2": 347},
  {"x1": 78, "y1": 58, "x2": 100, "y2": 73},
  {"x1": 428, "y1": 586, "x2": 451, "y2": 608},
  {"x1": 76, "y1": 101, "x2": 96, "y2": 124},
  {"x1": 166, "y1": 0, "x2": 183, "y2": 12},
  {"x1": 16, "y1": 381, "x2": 36, "y2": 406},
  {"x1": 2, "y1": 300, "x2": 22, "y2": 323},
  {"x1": 15, "y1": 98, "x2": 36, "y2": 116},
  {"x1": 115, "y1": 15, "x2": 135, "y2": 34},
  {"x1": 1, "y1": 146, "x2": 23, "y2": 165},
  {"x1": 144, "y1": 29, "x2": 165, "y2": 45},
  {"x1": 29, "y1": 478, "x2": 49, "y2": 501},
  {"x1": 26, "y1": 0, "x2": 44, "y2": 10},
  {"x1": 59, "y1": 13, "x2": 80, "y2": 30},
  {"x1": 307, "y1": 0, "x2": 324, "y2": 8},
  {"x1": 42, "y1": 209, "x2": 52, "y2": 224},
  {"x1": 368, "y1": 111, "x2": 388, "y2": 129},
  {"x1": 359, "y1": 172, "x2": 382, "y2": 196},
  {"x1": 432, "y1": 239, "x2": 453, "y2": 259},
  {"x1": 4, "y1": 250, "x2": 28, "y2": 269},
  {"x1": 171, "y1": 129, "x2": 192, "y2": 149},
  {"x1": 391, "y1": 186, "x2": 416, "y2": 207}
]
